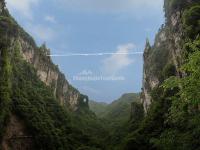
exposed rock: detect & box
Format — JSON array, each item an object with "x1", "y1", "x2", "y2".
[
  {"x1": 1, "y1": 115, "x2": 35, "y2": 150},
  {"x1": 0, "y1": 2, "x2": 2, "y2": 13},
  {"x1": 9, "y1": 28, "x2": 88, "y2": 111},
  {"x1": 0, "y1": 0, "x2": 5, "y2": 13},
  {"x1": 171, "y1": 11, "x2": 181, "y2": 27},
  {"x1": 140, "y1": 0, "x2": 193, "y2": 113}
]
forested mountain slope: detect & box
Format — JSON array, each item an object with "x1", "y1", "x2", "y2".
[
  {"x1": 125, "y1": 0, "x2": 200, "y2": 149},
  {"x1": 89, "y1": 93, "x2": 144, "y2": 150},
  {"x1": 0, "y1": 1, "x2": 108, "y2": 149},
  {"x1": 89, "y1": 101, "x2": 108, "y2": 117},
  {"x1": 1, "y1": 0, "x2": 200, "y2": 149},
  {"x1": 90, "y1": 93, "x2": 140, "y2": 121},
  {"x1": 0, "y1": 1, "x2": 86, "y2": 111}
]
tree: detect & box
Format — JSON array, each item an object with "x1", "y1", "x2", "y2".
[{"x1": 0, "y1": 39, "x2": 12, "y2": 137}]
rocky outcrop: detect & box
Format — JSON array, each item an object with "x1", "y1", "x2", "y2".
[
  {"x1": 141, "y1": 30, "x2": 172, "y2": 113},
  {"x1": 0, "y1": 2, "x2": 88, "y2": 111},
  {"x1": 0, "y1": 0, "x2": 5, "y2": 13},
  {"x1": 141, "y1": 7, "x2": 182, "y2": 114},
  {"x1": 16, "y1": 36, "x2": 87, "y2": 111},
  {"x1": 141, "y1": 0, "x2": 198, "y2": 114}
]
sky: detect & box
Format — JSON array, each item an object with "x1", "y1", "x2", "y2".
[{"x1": 5, "y1": 0, "x2": 164, "y2": 103}]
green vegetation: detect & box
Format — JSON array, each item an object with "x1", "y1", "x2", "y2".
[
  {"x1": 183, "y1": 5, "x2": 200, "y2": 39},
  {"x1": 121, "y1": 1, "x2": 200, "y2": 150},
  {"x1": 0, "y1": 38, "x2": 111, "y2": 150},
  {"x1": 89, "y1": 93, "x2": 143, "y2": 150},
  {"x1": 153, "y1": 38, "x2": 200, "y2": 150},
  {"x1": 89, "y1": 101, "x2": 108, "y2": 116},
  {"x1": 6, "y1": 39, "x2": 105, "y2": 150},
  {"x1": 101, "y1": 94, "x2": 140, "y2": 121},
  {"x1": 90, "y1": 93, "x2": 140, "y2": 122},
  {"x1": 0, "y1": 12, "x2": 109, "y2": 150},
  {"x1": 1, "y1": 0, "x2": 200, "y2": 149},
  {"x1": 0, "y1": 38, "x2": 12, "y2": 139}
]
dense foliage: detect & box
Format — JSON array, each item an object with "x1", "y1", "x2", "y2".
[
  {"x1": 183, "y1": 5, "x2": 200, "y2": 39},
  {"x1": 89, "y1": 93, "x2": 143, "y2": 150},
  {"x1": 1, "y1": 39, "x2": 107, "y2": 150},
  {"x1": 0, "y1": 38, "x2": 12, "y2": 139},
  {"x1": 89, "y1": 101, "x2": 108, "y2": 117},
  {"x1": 121, "y1": 1, "x2": 200, "y2": 150},
  {"x1": 156, "y1": 38, "x2": 200, "y2": 150},
  {"x1": 1, "y1": 0, "x2": 200, "y2": 149},
  {"x1": 0, "y1": 11, "x2": 108, "y2": 150},
  {"x1": 96, "y1": 94, "x2": 139, "y2": 120}
]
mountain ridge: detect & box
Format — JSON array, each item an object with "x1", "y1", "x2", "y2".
[
  {"x1": 1, "y1": 0, "x2": 200, "y2": 149},
  {"x1": 0, "y1": 1, "x2": 88, "y2": 111},
  {"x1": 89, "y1": 93, "x2": 140, "y2": 121},
  {"x1": 125, "y1": 0, "x2": 200, "y2": 149}
]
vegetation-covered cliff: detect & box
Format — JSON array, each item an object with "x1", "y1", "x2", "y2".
[
  {"x1": 125, "y1": 0, "x2": 200, "y2": 149},
  {"x1": 0, "y1": 0, "x2": 87, "y2": 112},
  {"x1": 1, "y1": 0, "x2": 200, "y2": 149},
  {"x1": 141, "y1": 0, "x2": 200, "y2": 114},
  {"x1": 0, "y1": 1, "x2": 107, "y2": 149}
]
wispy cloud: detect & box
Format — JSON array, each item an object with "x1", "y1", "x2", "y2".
[
  {"x1": 6, "y1": 0, "x2": 39, "y2": 19},
  {"x1": 26, "y1": 24, "x2": 56, "y2": 41},
  {"x1": 45, "y1": 15, "x2": 56, "y2": 23},
  {"x1": 102, "y1": 43, "x2": 135, "y2": 75},
  {"x1": 58, "y1": 0, "x2": 163, "y2": 13}
]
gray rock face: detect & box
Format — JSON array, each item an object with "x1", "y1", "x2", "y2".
[
  {"x1": 0, "y1": 0, "x2": 6, "y2": 13},
  {"x1": 0, "y1": 1, "x2": 3, "y2": 13},
  {"x1": 141, "y1": 9, "x2": 184, "y2": 113},
  {"x1": 0, "y1": 0, "x2": 88, "y2": 111},
  {"x1": 14, "y1": 37, "x2": 86, "y2": 111},
  {"x1": 0, "y1": 4, "x2": 2, "y2": 13}
]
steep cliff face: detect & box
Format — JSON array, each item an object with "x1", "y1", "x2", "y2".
[
  {"x1": 0, "y1": 0, "x2": 5, "y2": 13},
  {"x1": 141, "y1": 0, "x2": 197, "y2": 113},
  {"x1": 0, "y1": 4, "x2": 93, "y2": 148},
  {"x1": 141, "y1": 28, "x2": 172, "y2": 113},
  {"x1": 0, "y1": 1, "x2": 88, "y2": 111},
  {"x1": 17, "y1": 38, "x2": 83, "y2": 111}
]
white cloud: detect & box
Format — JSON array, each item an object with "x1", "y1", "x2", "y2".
[
  {"x1": 6, "y1": 0, "x2": 39, "y2": 19},
  {"x1": 58, "y1": 0, "x2": 163, "y2": 13},
  {"x1": 45, "y1": 16, "x2": 56, "y2": 23},
  {"x1": 102, "y1": 43, "x2": 135, "y2": 75},
  {"x1": 26, "y1": 24, "x2": 56, "y2": 41}
]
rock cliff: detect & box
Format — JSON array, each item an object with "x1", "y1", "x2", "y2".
[
  {"x1": 0, "y1": 0, "x2": 88, "y2": 111},
  {"x1": 141, "y1": 0, "x2": 198, "y2": 113}
]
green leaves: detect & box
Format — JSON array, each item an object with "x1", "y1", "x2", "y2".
[
  {"x1": 162, "y1": 76, "x2": 179, "y2": 90},
  {"x1": 183, "y1": 5, "x2": 200, "y2": 39},
  {"x1": 161, "y1": 38, "x2": 200, "y2": 123},
  {"x1": 0, "y1": 40, "x2": 12, "y2": 138}
]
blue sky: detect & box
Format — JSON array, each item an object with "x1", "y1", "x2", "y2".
[{"x1": 6, "y1": 0, "x2": 164, "y2": 103}]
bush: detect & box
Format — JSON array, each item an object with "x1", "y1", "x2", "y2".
[{"x1": 183, "y1": 5, "x2": 200, "y2": 39}]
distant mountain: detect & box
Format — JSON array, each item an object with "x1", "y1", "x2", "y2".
[
  {"x1": 89, "y1": 100, "x2": 108, "y2": 116},
  {"x1": 89, "y1": 93, "x2": 141, "y2": 149},
  {"x1": 90, "y1": 93, "x2": 140, "y2": 122}
]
